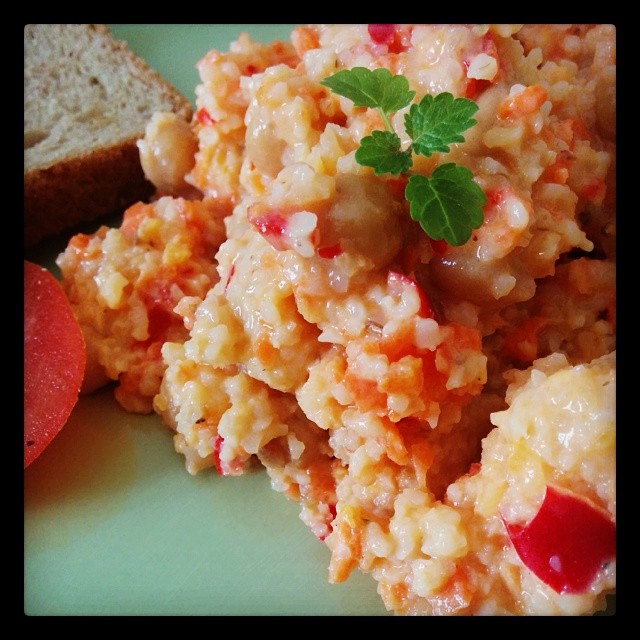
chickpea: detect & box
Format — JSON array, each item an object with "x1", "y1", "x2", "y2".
[
  {"x1": 137, "y1": 112, "x2": 200, "y2": 196},
  {"x1": 320, "y1": 174, "x2": 403, "y2": 271}
]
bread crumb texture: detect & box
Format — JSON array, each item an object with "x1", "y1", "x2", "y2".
[{"x1": 24, "y1": 24, "x2": 192, "y2": 247}]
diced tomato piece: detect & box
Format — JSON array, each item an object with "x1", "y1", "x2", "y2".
[
  {"x1": 464, "y1": 77, "x2": 491, "y2": 100},
  {"x1": 462, "y1": 33, "x2": 499, "y2": 99},
  {"x1": 144, "y1": 304, "x2": 174, "y2": 346},
  {"x1": 481, "y1": 32, "x2": 498, "y2": 56},
  {"x1": 368, "y1": 24, "x2": 395, "y2": 45},
  {"x1": 24, "y1": 261, "x2": 86, "y2": 468},
  {"x1": 212, "y1": 434, "x2": 224, "y2": 475},
  {"x1": 196, "y1": 107, "x2": 216, "y2": 126},
  {"x1": 318, "y1": 243, "x2": 342, "y2": 259},
  {"x1": 248, "y1": 208, "x2": 289, "y2": 251},
  {"x1": 484, "y1": 187, "x2": 505, "y2": 208},
  {"x1": 367, "y1": 24, "x2": 409, "y2": 53},
  {"x1": 504, "y1": 485, "x2": 616, "y2": 594}
]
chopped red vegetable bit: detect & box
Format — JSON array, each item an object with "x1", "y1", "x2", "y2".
[
  {"x1": 318, "y1": 243, "x2": 342, "y2": 259},
  {"x1": 368, "y1": 24, "x2": 396, "y2": 45},
  {"x1": 196, "y1": 107, "x2": 216, "y2": 126},
  {"x1": 503, "y1": 485, "x2": 616, "y2": 594},
  {"x1": 212, "y1": 434, "x2": 224, "y2": 475}
]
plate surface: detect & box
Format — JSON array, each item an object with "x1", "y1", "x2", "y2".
[
  {"x1": 24, "y1": 23, "x2": 390, "y2": 617},
  {"x1": 24, "y1": 24, "x2": 615, "y2": 618}
]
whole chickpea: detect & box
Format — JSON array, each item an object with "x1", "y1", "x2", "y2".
[{"x1": 137, "y1": 112, "x2": 200, "y2": 197}]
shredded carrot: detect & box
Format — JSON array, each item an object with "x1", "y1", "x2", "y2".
[
  {"x1": 438, "y1": 566, "x2": 475, "y2": 614},
  {"x1": 291, "y1": 26, "x2": 320, "y2": 58},
  {"x1": 328, "y1": 510, "x2": 362, "y2": 583},
  {"x1": 379, "y1": 321, "x2": 420, "y2": 361},
  {"x1": 344, "y1": 373, "x2": 388, "y2": 413},
  {"x1": 67, "y1": 232, "x2": 92, "y2": 257},
  {"x1": 410, "y1": 441, "x2": 435, "y2": 488},
  {"x1": 498, "y1": 85, "x2": 547, "y2": 120},
  {"x1": 120, "y1": 201, "x2": 150, "y2": 238},
  {"x1": 306, "y1": 459, "x2": 336, "y2": 505},
  {"x1": 540, "y1": 151, "x2": 573, "y2": 184},
  {"x1": 379, "y1": 418, "x2": 410, "y2": 465},
  {"x1": 254, "y1": 331, "x2": 279, "y2": 367},
  {"x1": 381, "y1": 356, "x2": 423, "y2": 395}
]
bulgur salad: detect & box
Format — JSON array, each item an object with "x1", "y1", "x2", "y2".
[{"x1": 45, "y1": 24, "x2": 617, "y2": 615}]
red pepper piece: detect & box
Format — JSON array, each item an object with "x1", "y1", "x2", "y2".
[
  {"x1": 504, "y1": 485, "x2": 616, "y2": 594},
  {"x1": 196, "y1": 107, "x2": 216, "y2": 126},
  {"x1": 368, "y1": 24, "x2": 395, "y2": 45},
  {"x1": 249, "y1": 210, "x2": 289, "y2": 252},
  {"x1": 318, "y1": 243, "x2": 342, "y2": 259},
  {"x1": 212, "y1": 434, "x2": 224, "y2": 475}
]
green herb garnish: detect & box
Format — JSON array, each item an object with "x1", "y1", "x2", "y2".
[{"x1": 321, "y1": 67, "x2": 486, "y2": 246}]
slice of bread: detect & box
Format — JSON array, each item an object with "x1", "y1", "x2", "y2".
[{"x1": 24, "y1": 24, "x2": 193, "y2": 247}]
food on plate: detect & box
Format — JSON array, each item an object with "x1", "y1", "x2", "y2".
[
  {"x1": 57, "y1": 197, "x2": 227, "y2": 413},
  {"x1": 55, "y1": 24, "x2": 616, "y2": 614},
  {"x1": 23, "y1": 24, "x2": 193, "y2": 247},
  {"x1": 24, "y1": 260, "x2": 86, "y2": 468}
]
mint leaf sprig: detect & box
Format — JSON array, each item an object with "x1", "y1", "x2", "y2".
[{"x1": 321, "y1": 67, "x2": 486, "y2": 246}]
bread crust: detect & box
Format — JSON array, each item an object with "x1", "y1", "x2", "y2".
[
  {"x1": 25, "y1": 139, "x2": 155, "y2": 247},
  {"x1": 24, "y1": 25, "x2": 193, "y2": 247}
]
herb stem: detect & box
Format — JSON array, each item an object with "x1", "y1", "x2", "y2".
[
  {"x1": 378, "y1": 108, "x2": 394, "y2": 134},
  {"x1": 321, "y1": 67, "x2": 485, "y2": 246}
]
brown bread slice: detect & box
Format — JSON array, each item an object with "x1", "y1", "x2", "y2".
[{"x1": 24, "y1": 24, "x2": 193, "y2": 247}]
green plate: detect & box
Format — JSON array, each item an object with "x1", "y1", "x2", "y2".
[
  {"x1": 24, "y1": 24, "x2": 390, "y2": 617},
  {"x1": 24, "y1": 24, "x2": 615, "y2": 617}
]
